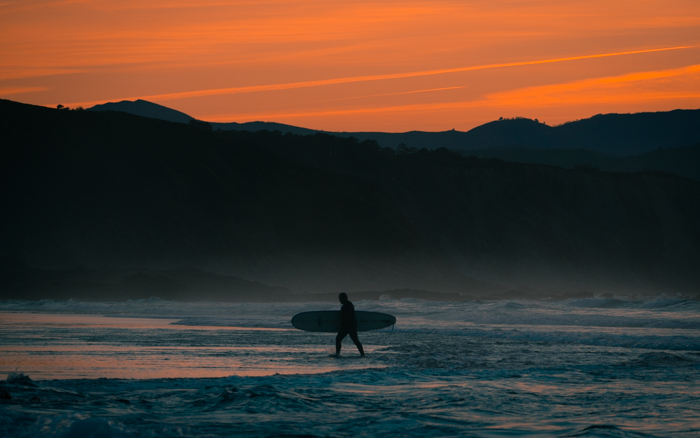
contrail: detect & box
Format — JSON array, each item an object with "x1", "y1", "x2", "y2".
[
  {"x1": 205, "y1": 63, "x2": 700, "y2": 122},
  {"x1": 68, "y1": 45, "x2": 693, "y2": 107},
  {"x1": 141, "y1": 46, "x2": 693, "y2": 101}
]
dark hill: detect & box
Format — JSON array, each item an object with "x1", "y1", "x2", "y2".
[
  {"x1": 3, "y1": 99, "x2": 700, "y2": 296},
  {"x1": 338, "y1": 110, "x2": 700, "y2": 155},
  {"x1": 554, "y1": 110, "x2": 700, "y2": 155},
  {"x1": 212, "y1": 121, "x2": 316, "y2": 136},
  {"x1": 224, "y1": 129, "x2": 700, "y2": 294},
  {"x1": 87, "y1": 99, "x2": 316, "y2": 135},
  {"x1": 455, "y1": 118, "x2": 552, "y2": 148},
  {"x1": 0, "y1": 99, "x2": 478, "y2": 294},
  {"x1": 88, "y1": 99, "x2": 193, "y2": 124},
  {"x1": 87, "y1": 100, "x2": 700, "y2": 155}
]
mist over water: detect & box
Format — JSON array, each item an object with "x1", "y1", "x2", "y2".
[{"x1": 1, "y1": 297, "x2": 699, "y2": 437}]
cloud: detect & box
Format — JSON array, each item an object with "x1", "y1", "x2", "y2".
[
  {"x1": 202, "y1": 63, "x2": 700, "y2": 123},
  {"x1": 203, "y1": 86, "x2": 470, "y2": 121},
  {"x1": 125, "y1": 46, "x2": 693, "y2": 103},
  {"x1": 0, "y1": 86, "x2": 49, "y2": 96},
  {"x1": 324, "y1": 86, "x2": 469, "y2": 103},
  {"x1": 0, "y1": 68, "x2": 85, "y2": 81},
  {"x1": 483, "y1": 64, "x2": 700, "y2": 107}
]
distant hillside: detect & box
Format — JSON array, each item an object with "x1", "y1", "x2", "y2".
[
  {"x1": 554, "y1": 111, "x2": 700, "y2": 155},
  {"x1": 337, "y1": 110, "x2": 700, "y2": 155},
  {"x1": 224, "y1": 130, "x2": 700, "y2": 294},
  {"x1": 87, "y1": 99, "x2": 316, "y2": 135},
  {"x1": 460, "y1": 143, "x2": 700, "y2": 181},
  {"x1": 88, "y1": 99, "x2": 193, "y2": 124},
  {"x1": 331, "y1": 120, "x2": 552, "y2": 152},
  {"x1": 87, "y1": 100, "x2": 700, "y2": 156},
  {"x1": 4, "y1": 98, "x2": 700, "y2": 296},
  {"x1": 211, "y1": 121, "x2": 317, "y2": 135},
  {"x1": 1, "y1": 98, "x2": 480, "y2": 294}
]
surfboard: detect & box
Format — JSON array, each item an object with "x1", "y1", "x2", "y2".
[{"x1": 291, "y1": 311, "x2": 396, "y2": 332}]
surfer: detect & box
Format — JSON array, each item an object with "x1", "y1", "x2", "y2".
[{"x1": 336, "y1": 293, "x2": 365, "y2": 357}]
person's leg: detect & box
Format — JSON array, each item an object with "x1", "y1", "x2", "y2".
[
  {"x1": 349, "y1": 331, "x2": 364, "y2": 356},
  {"x1": 336, "y1": 330, "x2": 348, "y2": 355}
]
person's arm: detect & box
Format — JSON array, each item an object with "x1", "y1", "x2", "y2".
[{"x1": 339, "y1": 304, "x2": 351, "y2": 328}]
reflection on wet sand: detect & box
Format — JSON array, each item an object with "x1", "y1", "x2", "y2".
[{"x1": 0, "y1": 313, "x2": 385, "y2": 379}]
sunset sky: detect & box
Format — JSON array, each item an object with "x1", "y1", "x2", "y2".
[{"x1": 1, "y1": 0, "x2": 699, "y2": 131}]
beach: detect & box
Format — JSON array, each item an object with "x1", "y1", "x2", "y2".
[{"x1": 1, "y1": 297, "x2": 699, "y2": 437}]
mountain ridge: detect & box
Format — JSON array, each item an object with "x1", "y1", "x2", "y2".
[
  {"x1": 87, "y1": 99, "x2": 700, "y2": 155},
  {"x1": 88, "y1": 99, "x2": 194, "y2": 124},
  {"x1": 4, "y1": 98, "x2": 700, "y2": 296}
]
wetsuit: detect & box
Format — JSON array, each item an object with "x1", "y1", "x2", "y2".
[{"x1": 336, "y1": 300, "x2": 364, "y2": 356}]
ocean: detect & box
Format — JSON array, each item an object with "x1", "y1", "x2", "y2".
[{"x1": 1, "y1": 297, "x2": 699, "y2": 437}]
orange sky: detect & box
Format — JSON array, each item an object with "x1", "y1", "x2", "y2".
[{"x1": 1, "y1": 0, "x2": 699, "y2": 131}]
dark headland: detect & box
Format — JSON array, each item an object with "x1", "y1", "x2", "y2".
[
  {"x1": 90, "y1": 100, "x2": 700, "y2": 180},
  {"x1": 2, "y1": 98, "x2": 700, "y2": 301}
]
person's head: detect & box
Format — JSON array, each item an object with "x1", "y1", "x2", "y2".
[{"x1": 339, "y1": 293, "x2": 348, "y2": 304}]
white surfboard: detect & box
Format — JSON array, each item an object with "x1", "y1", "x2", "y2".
[{"x1": 291, "y1": 311, "x2": 396, "y2": 332}]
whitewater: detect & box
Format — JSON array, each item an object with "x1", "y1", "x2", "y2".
[{"x1": 1, "y1": 297, "x2": 699, "y2": 437}]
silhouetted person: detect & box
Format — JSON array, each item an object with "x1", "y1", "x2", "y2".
[{"x1": 336, "y1": 293, "x2": 365, "y2": 356}]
